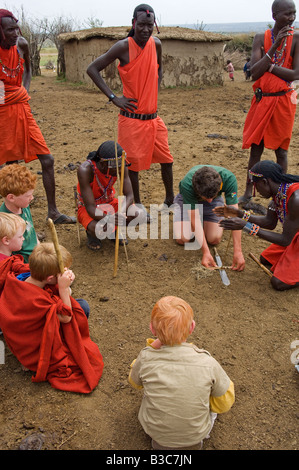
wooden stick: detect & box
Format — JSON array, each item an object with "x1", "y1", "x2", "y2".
[
  {"x1": 48, "y1": 218, "x2": 65, "y2": 274},
  {"x1": 113, "y1": 151, "x2": 126, "y2": 278},
  {"x1": 249, "y1": 252, "x2": 272, "y2": 278},
  {"x1": 210, "y1": 266, "x2": 232, "y2": 270},
  {"x1": 73, "y1": 185, "x2": 81, "y2": 247},
  {"x1": 114, "y1": 140, "x2": 120, "y2": 193}
]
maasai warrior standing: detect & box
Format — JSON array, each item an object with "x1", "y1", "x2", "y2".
[
  {"x1": 0, "y1": 9, "x2": 75, "y2": 224},
  {"x1": 86, "y1": 4, "x2": 174, "y2": 219},
  {"x1": 214, "y1": 160, "x2": 299, "y2": 291},
  {"x1": 239, "y1": 0, "x2": 299, "y2": 205}
]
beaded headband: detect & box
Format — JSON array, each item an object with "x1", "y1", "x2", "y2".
[
  {"x1": 99, "y1": 153, "x2": 130, "y2": 169},
  {"x1": 249, "y1": 169, "x2": 263, "y2": 179}
]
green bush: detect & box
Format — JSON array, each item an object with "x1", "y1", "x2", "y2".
[{"x1": 226, "y1": 33, "x2": 254, "y2": 54}]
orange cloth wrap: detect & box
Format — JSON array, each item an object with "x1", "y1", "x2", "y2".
[
  {"x1": 242, "y1": 30, "x2": 297, "y2": 151},
  {"x1": 0, "y1": 46, "x2": 50, "y2": 164},
  {"x1": 0, "y1": 261, "x2": 104, "y2": 394},
  {"x1": 117, "y1": 37, "x2": 173, "y2": 172},
  {"x1": 77, "y1": 160, "x2": 118, "y2": 230},
  {"x1": 261, "y1": 183, "x2": 299, "y2": 285}
]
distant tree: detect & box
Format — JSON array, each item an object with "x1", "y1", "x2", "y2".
[
  {"x1": 194, "y1": 20, "x2": 206, "y2": 31},
  {"x1": 13, "y1": 8, "x2": 102, "y2": 78},
  {"x1": 18, "y1": 7, "x2": 48, "y2": 76},
  {"x1": 83, "y1": 17, "x2": 103, "y2": 29},
  {"x1": 47, "y1": 17, "x2": 78, "y2": 77}
]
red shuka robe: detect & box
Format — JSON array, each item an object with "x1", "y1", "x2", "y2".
[
  {"x1": 77, "y1": 160, "x2": 118, "y2": 229},
  {"x1": 262, "y1": 183, "x2": 299, "y2": 285},
  {"x1": 242, "y1": 29, "x2": 297, "y2": 151},
  {"x1": 0, "y1": 259, "x2": 104, "y2": 393},
  {"x1": 117, "y1": 37, "x2": 173, "y2": 172},
  {"x1": 0, "y1": 45, "x2": 50, "y2": 164}
]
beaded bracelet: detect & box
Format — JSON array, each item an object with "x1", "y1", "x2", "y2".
[
  {"x1": 242, "y1": 210, "x2": 251, "y2": 221},
  {"x1": 243, "y1": 222, "x2": 260, "y2": 236},
  {"x1": 268, "y1": 64, "x2": 275, "y2": 73}
]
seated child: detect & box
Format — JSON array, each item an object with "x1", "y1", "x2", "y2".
[
  {"x1": 0, "y1": 213, "x2": 26, "y2": 335},
  {"x1": 129, "y1": 296, "x2": 235, "y2": 450},
  {"x1": 0, "y1": 242, "x2": 104, "y2": 393},
  {"x1": 0, "y1": 212, "x2": 26, "y2": 262},
  {"x1": 0, "y1": 164, "x2": 39, "y2": 262}
]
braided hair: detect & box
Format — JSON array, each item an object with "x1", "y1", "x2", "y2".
[
  {"x1": 87, "y1": 140, "x2": 123, "y2": 162},
  {"x1": 249, "y1": 160, "x2": 299, "y2": 184},
  {"x1": 127, "y1": 3, "x2": 159, "y2": 37}
]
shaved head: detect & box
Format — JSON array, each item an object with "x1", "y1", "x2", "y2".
[{"x1": 272, "y1": 0, "x2": 295, "y2": 14}]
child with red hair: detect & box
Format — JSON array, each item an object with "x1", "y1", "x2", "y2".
[
  {"x1": 0, "y1": 164, "x2": 38, "y2": 262},
  {"x1": 129, "y1": 296, "x2": 235, "y2": 450}
]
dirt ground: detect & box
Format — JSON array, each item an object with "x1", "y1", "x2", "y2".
[{"x1": 0, "y1": 69, "x2": 298, "y2": 452}]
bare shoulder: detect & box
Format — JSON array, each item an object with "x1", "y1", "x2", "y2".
[
  {"x1": 17, "y1": 36, "x2": 29, "y2": 51},
  {"x1": 77, "y1": 160, "x2": 93, "y2": 179},
  {"x1": 287, "y1": 189, "x2": 299, "y2": 217},
  {"x1": 292, "y1": 30, "x2": 299, "y2": 43},
  {"x1": 153, "y1": 36, "x2": 162, "y2": 47},
  {"x1": 252, "y1": 32, "x2": 264, "y2": 46},
  {"x1": 112, "y1": 37, "x2": 129, "y2": 55}
]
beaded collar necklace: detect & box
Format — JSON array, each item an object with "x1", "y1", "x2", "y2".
[
  {"x1": 0, "y1": 48, "x2": 21, "y2": 78},
  {"x1": 271, "y1": 28, "x2": 290, "y2": 66},
  {"x1": 273, "y1": 182, "x2": 292, "y2": 223}
]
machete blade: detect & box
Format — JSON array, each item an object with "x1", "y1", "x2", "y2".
[{"x1": 214, "y1": 248, "x2": 230, "y2": 286}]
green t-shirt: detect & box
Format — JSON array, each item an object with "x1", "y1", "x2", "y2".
[
  {"x1": 179, "y1": 165, "x2": 238, "y2": 209},
  {"x1": 0, "y1": 203, "x2": 37, "y2": 263}
]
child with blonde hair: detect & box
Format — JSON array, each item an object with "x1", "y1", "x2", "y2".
[
  {"x1": 0, "y1": 213, "x2": 26, "y2": 261},
  {"x1": 0, "y1": 164, "x2": 39, "y2": 262},
  {"x1": 0, "y1": 242, "x2": 104, "y2": 393},
  {"x1": 129, "y1": 296, "x2": 235, "y2": 450}
]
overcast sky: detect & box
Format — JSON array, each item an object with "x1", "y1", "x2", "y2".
[{"x1": 2, "y1": 0, "x2": 279, "y2": 27}]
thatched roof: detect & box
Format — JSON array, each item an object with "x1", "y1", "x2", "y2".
[{"x1": 59, "y1": 26, "x2": 231, "y2": 43}]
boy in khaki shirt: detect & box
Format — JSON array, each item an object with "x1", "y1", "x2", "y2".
[{"x1": 129, "y1": 296, "x2": 235, "y2": 450}]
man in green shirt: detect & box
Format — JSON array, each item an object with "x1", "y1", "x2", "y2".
[{"x1": 173, "y1": 165, "x2": 245, "y2": 270}]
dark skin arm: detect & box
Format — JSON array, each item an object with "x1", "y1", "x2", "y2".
[
  {"x1": 77, "y1": 162, "x2": 135, "y2": 225},
  {"x1": 17, "y1": 36, "x2": 31, "y2": 91},
  {"x1": 250, "y1": 28, "x2": 299, "y2": 81},
  {"x1": 214, "y1": 192, "x2": 299, "y2": 247},
  {"x1": 86, "y1": 36, "x2": 162, "y2": 110}
]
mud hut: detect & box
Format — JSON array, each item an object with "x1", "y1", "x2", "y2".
[{"x1": 59, "y1": 26, "x2": 231, "y2": 89}]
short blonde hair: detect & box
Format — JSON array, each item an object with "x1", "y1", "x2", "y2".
[
  {"x1": 29, "y1": 242, "x2": 72, "y2": 281},
  {"x1": 0, "y1": 212, "x2": 26, "y2": 239},
  {"x1": 151, "y1": 296, "x2": 194, "y2": 346},
  {"x1": 0, "y1": 164, "x2": 37, "y2": 197}
]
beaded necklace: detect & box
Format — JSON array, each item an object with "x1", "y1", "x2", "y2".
[
  {"x1": 271, "y1": 28, "x2": 290, "y2": 66},
  {"x1": 0, "y1": 49, "x2": 21, "y2": 78},
  {"x1": 273, "y1": 182, "x2": 291, "y2": 223}
]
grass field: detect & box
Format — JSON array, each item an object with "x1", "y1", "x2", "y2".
[{"x1": 40, "y1": 47, "x2": 58, "y2": 67}]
